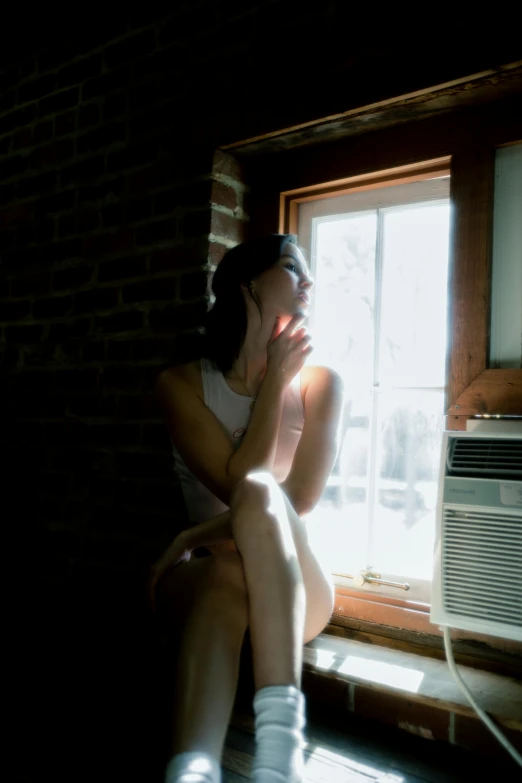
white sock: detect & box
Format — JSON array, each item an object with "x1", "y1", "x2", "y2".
[
  {"x1": 252, "y1": 684, "x2": 306, "y2": 783},
  {"x1": 164, "y1": 751, "x2": 222, "y2": 783}
]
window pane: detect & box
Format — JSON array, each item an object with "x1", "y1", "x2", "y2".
[
  {"x1": 311, "y1": 213, "x2": 376, "y2": 389},
  {"x1": 370, "y1": 389, "x2": 445, "y2": 580},
  {"x1": 306, "y1": 390, "x2": 372, "y2": 576},
  {"x1": 307, "y1": 214, "x2": 377, "y2": 575},
  {"x1": 304, "y1": 187, "x2": 450, "y2": 594},
  {"x1": 379, "y1": 203, "x2": 450, "y2": 387}
]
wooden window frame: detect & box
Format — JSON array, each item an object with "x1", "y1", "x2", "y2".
[
  {"x1": 286, "y1": 153, "x2": 521, "y2": 648},
  {"x1": 237, "y1": 95, "x2": 522, "y2": 657},
  {"x1": 279, "y1": 157, "x2": 451, "y2": 232},
  {"x1": 278, "y1": 157, "x2": 490, "y2": 634}
]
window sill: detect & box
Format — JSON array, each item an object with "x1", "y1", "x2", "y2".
[
  {"x1": 301, "y1": 630, "x2": 522, "y2": 760},
  {"x1": 332, "y1": 593, "x2": 522, "y2": 665}
]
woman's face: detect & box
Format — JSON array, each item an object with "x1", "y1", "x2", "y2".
[{"x1": 251, "y1": 243, "x2": 314, "y2": 321}]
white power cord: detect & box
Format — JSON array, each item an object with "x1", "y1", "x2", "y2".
[{"x1": 443, "y1": 626, "x2": 522, "y2": 768}]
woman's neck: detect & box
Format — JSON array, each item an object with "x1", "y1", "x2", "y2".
[
  {"x1": 225, "y1": 311, "x2": 291, "y2": 394},
  {"x1": 226, "y1": 356, "x2": 267, "y2": 396},
  {"x1": 225, "y1": 329, "x2": 272, "y2": 395}
]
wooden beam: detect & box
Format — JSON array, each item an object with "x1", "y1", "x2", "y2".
[
  {"x1": 446, "y1": 148, "x2": 495, "y2": 409},
  {"x1": 245, "y1": 96, "x2": 522, "y2": 196},
  {"x1": 222, "y1": 63, "x2": 522, "y2": 155},
  {"x1": 447, "y1": 368, "x2": 522, "y2": 420}
]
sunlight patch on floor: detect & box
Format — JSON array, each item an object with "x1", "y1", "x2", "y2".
[{"x1": 303, "y1": 742, "x2": 405, "y2": 782}]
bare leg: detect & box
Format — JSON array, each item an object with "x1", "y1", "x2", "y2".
[
  {"x1": 229, "y1": 473, "x2": 307, "y2": 691},
  {"x1": 156, "y1": 551, "x2": 249, "y2": 761}
]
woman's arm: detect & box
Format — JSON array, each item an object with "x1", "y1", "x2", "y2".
[
  {"x1": 155, "y1": 366, "x2": 288, "y2": 510},
  {"x1": 279, "y1": 367, "x2": 344, "y2": 516},
  {"x1": 156, "y1": 315, "x2": 309, "y2": 508},
  {"x1": 174, "y1": 371, "x2": 343, "y2": 554},
  {"x1": 182, "y1": 366, "x2": 296, "y2": 550},
  {"x1": 227, "y1": 313, "x2": 312, "y2": 483},
  {"x1": 226, "y1": 369, "x2": 287, "y2": 482}
]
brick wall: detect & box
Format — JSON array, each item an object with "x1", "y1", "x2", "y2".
[
  {"x1": 2, "y1": 8, "x2": 519, "y2": 783},
  {"x1": 1, "y1": 16, "x2": 252, "y2": 783}
]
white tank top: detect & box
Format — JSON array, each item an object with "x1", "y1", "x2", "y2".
[{"x1": 171, "y1": 356, "x2": 305, "y2": 525}]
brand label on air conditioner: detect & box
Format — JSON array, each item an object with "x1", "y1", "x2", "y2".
[{"x1": 500, "y1": 483, "x2": 522, "y2": 507}]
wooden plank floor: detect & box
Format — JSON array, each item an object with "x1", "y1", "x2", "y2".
[{"x1": 222, "y1": 702, "x2": 521, "y2": 782}]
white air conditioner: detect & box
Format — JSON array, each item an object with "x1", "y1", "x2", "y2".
[{"x1": 431, "y1": 421, "x2": 522, "y2": 642}]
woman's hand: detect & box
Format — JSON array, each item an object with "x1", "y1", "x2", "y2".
[
  {"x1": 146, "y1": 532, "x2": 193, "y2": 615},
  {"x1": 266, "y1": 314, "x2": 314, "y2": 385}
]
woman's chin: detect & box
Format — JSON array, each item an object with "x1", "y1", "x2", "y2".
[
  {"x1": 276, "y1": 306, "x2": 308, "y2": 329},
  {"x1": 279, "y1": 308, "x2": 305, "y2": 324}
]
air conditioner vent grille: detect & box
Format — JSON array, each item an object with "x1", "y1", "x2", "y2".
[
  {"x1": 448, "y1": 438, "x2": 522, "y2": 478},
  {"x1": 442, "y1": 508, "x2": 522, "y2": 629}
]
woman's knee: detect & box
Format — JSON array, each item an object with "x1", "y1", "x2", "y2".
[
  {"x1": 231, "y1": 472, "x2": 273, "y2": 509},
  {"x1": 230, "y1": 472, "x2": 287, "y2": 532}
]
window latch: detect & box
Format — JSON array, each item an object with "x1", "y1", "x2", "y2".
[{"x1": 353, "y1": 569, "x2": 410, "y2": 591}]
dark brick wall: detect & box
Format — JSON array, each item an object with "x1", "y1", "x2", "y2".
[{"x1": 1, "y1": 6, "x2": 519, "y2": 783}]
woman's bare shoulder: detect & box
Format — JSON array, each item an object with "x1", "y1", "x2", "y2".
[
  {"x1": 158, "y1": 359, "x2": 203, "y2": 399},
  {"x1": 301, "y1": 365, "x2": 342, "y2": 401},
  {"x1": 161, "y1": 359, "x2": 199, "y2": 380},
  {"x1": 298, "y1": 365, "x2": 321, "y2": 408},
  {"x1": 300, "y1": 364, "x2": 328, "y2": 390}
]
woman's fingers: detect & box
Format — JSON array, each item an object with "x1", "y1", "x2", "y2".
[
  {"x1": 286, "y1": 314, "x2": 307, "y2": 334},
  {"x1": 293, "y1": 327, "x2": 309, "y2": 341},
  {"x1": 290, "y1": 329, "x2": 311, "y2": 350}
]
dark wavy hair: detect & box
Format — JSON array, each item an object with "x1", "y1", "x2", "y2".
[{"x1": 201, "y1": 233, "x2": 299, "y2": 375}]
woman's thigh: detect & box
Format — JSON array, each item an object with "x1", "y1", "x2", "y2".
[
  {"x1": 154, "y1": 548, "x2": 248, "y2": 643},
  {"x1": 279, "y1": 491, "x2": 335, "y2": 644}
]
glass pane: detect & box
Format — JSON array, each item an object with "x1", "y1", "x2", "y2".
[
  {"x1": 311, "y1": 213, "x2": 377, "y2": 391},
  {"x1": 306, "y1": 199, "x2": 449, "y2": 588},
  {"x1": 379, "y1": 202, "x2": 450, "y2": 387},
  {"x1": 306, "y1": 214, "x2": 377, "y2": 575},
  {"x1": 306, "y1": 390, "x2": 372, "y2": 576},
  {"x1": 370, "y1": 389, "x2": 445, "y2": 580}
]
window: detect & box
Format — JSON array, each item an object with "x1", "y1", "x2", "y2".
[
  {"x1": 243, "y1": 95, "x2": 522, "y2": 649},
  {"x1": 297, "y1": 173, "x2": 451, "y2": 608}
]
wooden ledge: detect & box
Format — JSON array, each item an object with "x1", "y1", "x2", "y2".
[
  {"x1": 303, "y1": 633, "x2": 522, "y2": 732},
  {"x1": 234, "y1": 630, "x2": 521, "y2": 759}
]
